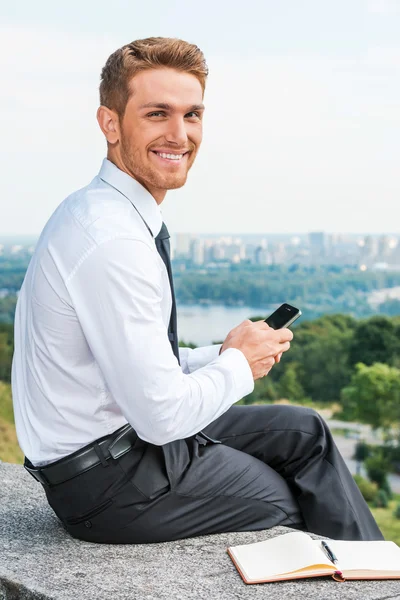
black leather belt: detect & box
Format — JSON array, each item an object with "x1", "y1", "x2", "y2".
[{"x1": 24, "y1": 423, "x2": 138, "y2": 487}]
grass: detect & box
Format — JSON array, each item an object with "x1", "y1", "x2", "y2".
[
  {"x1": 0, "y1": 416, "x2": 23, "y2": 463},
  {"x1": 0, "y1": 380, "x2": 15, "y2": 423},
  {"x1": 0, "y1": 381, "x2": 23, "y2": 464},
  {"x1": 370, "y1": 495, "x2": 400, "y2": 545}
]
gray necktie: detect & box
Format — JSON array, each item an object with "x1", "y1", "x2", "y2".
[
  {"x1": 155, "y1": 223, "x2": 180, "y2": 364},
  {"x1": 155, "y1": 223, "x2": 220, "y2": 445}
]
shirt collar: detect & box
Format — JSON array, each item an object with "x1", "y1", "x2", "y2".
[{"x1": 98, "y1": 158, "x2": 163, "y2": 238}]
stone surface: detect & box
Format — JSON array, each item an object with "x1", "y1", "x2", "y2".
[{"x1": 1, "y1": 462, "x2": 400, "y2": 600}]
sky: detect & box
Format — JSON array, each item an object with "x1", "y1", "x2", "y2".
[{"x1": 1, "y1": 0, "x2": 400, "y2": 236}]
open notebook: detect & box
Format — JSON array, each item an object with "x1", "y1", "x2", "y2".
[{"x1": 227, "y1": 531, "x2": 400, "y2": 583}]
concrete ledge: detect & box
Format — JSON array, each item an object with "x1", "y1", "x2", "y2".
[{"x1": 1, "y1": 462, "x2": 400, "y2": 600}]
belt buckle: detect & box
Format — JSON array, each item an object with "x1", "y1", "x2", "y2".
[{"x1": 108, "y1": 425, "x2": 136, "y2": 460}]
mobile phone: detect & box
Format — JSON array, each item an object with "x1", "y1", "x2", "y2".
[{"x1": 264, "y1": 303, "x2": 302, "y2": 329}]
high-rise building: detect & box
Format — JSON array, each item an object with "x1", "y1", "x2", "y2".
[
  {"x1": 309, "y1": 232, "x2": 326, "y2": 256},
  {"x1": 224, "y1": 242, "x2": 245, "y2": 262},
  {"x1": 361, "y1": 235, "x2": 378, "y2": 260},
  {"x1": 255, "y1": 246, "x2": 271, "y2": 265},
  {"x1": 174, "y1": 233, "x2": 192, "y2": 258},
  {"x1": 190, "y1": 238, "x2": 205, "y2": 265},
  {"x1": 378, "y1": 235, "x2": 392, "y2": 261}
]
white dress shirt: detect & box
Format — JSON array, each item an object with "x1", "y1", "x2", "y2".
[{"x1": 11, "y1": 159, "x2": 254, "y2": 465}]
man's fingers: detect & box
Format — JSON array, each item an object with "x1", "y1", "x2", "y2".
[
  {"x1": 276, "y1": 327, "x2": 293, "y2": 342},
  {"x1": 279, "y1": 341, "x2": 291, "y2": 353},
  {"x1": 254, "y1": 321, "x2": 293, "y2": 341},
  {"x1": 253, "y1": 319, "x2": 270, "y2": 329}
]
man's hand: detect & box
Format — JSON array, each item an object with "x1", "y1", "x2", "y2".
[{"x1": 219, "y1": 320, "x2": 293, "y2": 380}]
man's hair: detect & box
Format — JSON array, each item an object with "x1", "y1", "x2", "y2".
[{"x1": 99, "y1": 37, "x2": 208, "y2": 118}]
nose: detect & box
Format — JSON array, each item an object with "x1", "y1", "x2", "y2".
[{"x1": 165, "y1": 115, "x2": 188, "y2": 147}]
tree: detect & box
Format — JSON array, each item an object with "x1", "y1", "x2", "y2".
[
  {"x1": 365, "y1": 452, "x2": 392, "y2": 498},
  {"x1": 280, "y1": 314, "x2": 356, "y2": 402},
  {"x1": 348, "y1": 316, "x2": 400, "y2": 369},
  {"x1": 353, "y1": 441, "x2": 370, "y2": 475},
  {"x1": 278, "y1": 364, "x2": 304, "y2": 402},
  {"x1": 341, "y1": 362, "x2": 400, "y2": 430}
]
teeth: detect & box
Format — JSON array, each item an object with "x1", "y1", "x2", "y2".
[{"x1": 156, "y1": 152, "x2": 183, "y2": 160}]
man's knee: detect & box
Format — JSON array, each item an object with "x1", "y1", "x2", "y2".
[{"x1": 269, "y1": 404, "x2": 326, "y2": 436}]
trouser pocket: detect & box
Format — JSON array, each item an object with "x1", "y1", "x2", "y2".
[{"x1": 65, "y1": 497, "x2": 113, "y2": 526}]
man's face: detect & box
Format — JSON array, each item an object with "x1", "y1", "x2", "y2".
[{"x1": 117, "y1": 68, "x2": 204, "y2": 201}]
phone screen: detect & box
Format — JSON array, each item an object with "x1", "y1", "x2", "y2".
[{"x1": 265, "y1": 303, "x2": 301, "y2": 329}]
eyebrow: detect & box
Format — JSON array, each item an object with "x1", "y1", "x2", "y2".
[{"x1": 139, "y1": 102, "x2": 205, "y2": 111}]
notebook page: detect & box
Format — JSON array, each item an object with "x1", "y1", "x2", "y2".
[
  {"x1": 229, "y1": 532, "x2": 334, "y2": 581},
  {"x1": 318, "y1": 540, "x2": 400, "y2": 572}
]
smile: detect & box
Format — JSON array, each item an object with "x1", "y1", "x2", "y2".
[
  {"x1": 151, "y1": 150, "x2": 189, "y2": 163},
  {"x1": 156, "y1": 152, "x2": 183, "y2": 160}
]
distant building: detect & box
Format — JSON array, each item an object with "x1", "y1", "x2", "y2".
[
  {"x1": 190, "y1": 238, "x2": 205, "y2": 265},
  {"x1": 360, "y1": 235, "x2": 378, "y2": 263},
  {"x1": 271, "y1": 242, "x2": 286, "y2": 264},
  {"x1": 224, "y1": 242, "x2": 245, "y2": 263},
  {"x1": 210, "y1": 242, "x2": 225, "y2": 261},
  {"x1": 174, "y1": 233, "x2": 191, "y2": 258},
  {"x1": 255, "y1": 245, "x2": 271, "y2": 265},
  {"x1": 378, "y1": 235, "x2": 393, "y2": 262},
  {"x1": 244, "y1": 243, "x2": 257, "y2": 263},
  {"x1": 309, "y1": 232, "x2": 326, "y2": 257}
]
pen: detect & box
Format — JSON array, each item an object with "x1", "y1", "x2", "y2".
[{"x1": 321, "y1": 541, "x2": 339, "y2": 565}]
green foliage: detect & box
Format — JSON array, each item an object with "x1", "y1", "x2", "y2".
[
  {"x1": 173, "y1": 264, "x2": 400, "y2": 318},
  {"x1": 242, "y1": 376, "x2": 278, "y2": 405},
  {"x1": 370, "y1": 496, "x2": 400, "y2": 545},
  {"x1": 365, "y1": 452, "x2": 392, "y2": 497},
  {"x1": 0, "y1": 382, "x2": 23, "y2": 463},
  {"x1": 353, "y1": 441, "x2": 370, "y2": 462},
  {"x1": 379, "y1": 440, "x2": 400, "y2": 474},
  {"x1": 348, "y1": 316, "x2": 400, "y2": 369},
  {"x1": 0, "y1": 323, "x2": 14, "y2": 382},
  {"x1": 0, "y1": 296, "x2": 17, "y2": 324},
  {"x1": 276, "y1": 314, "x2": 356, "y2": 403},
  {"x1": 374, "y1": 489, "x2": 389, "y2": 509},
  {"x1": 178, "y1": 340, "x2": 197, "y2": 349},
  {"x1": 353, "y1": 475, "x2": 378, "y2": 502},
  {"x1": 0, "y1": 381, "x2": 15, "y2": 423},
  {"x1": 393, "y1": 503, "x2": 400, "y2": 520},
  {"x1": 278, "y1": 364, "x2": 305, "y2": 401},
  {"x1": 341, "y1": 362, "x2": 400, "y2": 430}
]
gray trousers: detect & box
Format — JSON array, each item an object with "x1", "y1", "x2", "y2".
[{"x1": 46, "y1": 404, "x2": 384, "y2": 543}]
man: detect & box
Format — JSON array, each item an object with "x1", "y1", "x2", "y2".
[{"x1": 12, "y1": 37, "x2": 383, "y2": 544}]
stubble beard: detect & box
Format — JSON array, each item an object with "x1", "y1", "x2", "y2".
[{"x1": 120, "y1": 136, "x2": 192, "y2": 192}]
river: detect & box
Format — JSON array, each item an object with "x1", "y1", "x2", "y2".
[{"x1": 177, "y1": 304, "x2": 271, "y2": 346}]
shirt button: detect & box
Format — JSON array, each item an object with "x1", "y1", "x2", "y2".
[{"x1": 84, "y1": 520, "x2": 92, "y2": 528}]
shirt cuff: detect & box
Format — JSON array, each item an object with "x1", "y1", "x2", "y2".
[
  {"x1": 215, "y1": 347, "x2": 255, "y2": 399},
  {"x1": 185, "y1": 344, "x2": 223, "y2": 373}
]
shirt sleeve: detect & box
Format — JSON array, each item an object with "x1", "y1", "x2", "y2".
[
  {"x1": 178, "y1": 344, "x2": 222, "y2": 374},
  {"x1": 66, "y1": 238, "x2": 254, "y2": 445}
]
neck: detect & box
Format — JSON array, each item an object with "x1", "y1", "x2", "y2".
[{"x1": 106, "y1": 151, "x2": 167, "y2": 205}]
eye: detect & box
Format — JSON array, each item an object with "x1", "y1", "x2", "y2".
[
  {"x1": 147, "y1": 111, "x2": 166, "y2": 118},
  {"x1": 185, "y1": 111, "x2": 201, "y2": 120}
]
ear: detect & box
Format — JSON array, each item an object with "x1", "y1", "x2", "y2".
[{"x1": 97, "y1": 106, "x2": 120, "y2": 144}]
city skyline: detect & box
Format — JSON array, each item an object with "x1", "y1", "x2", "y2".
[
  {"x1": 1, "y1": 1, "x2": 400, "y2": 235},
  {"x1": 2, "y1": 230, "x2": 399, "y2": 271}
]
